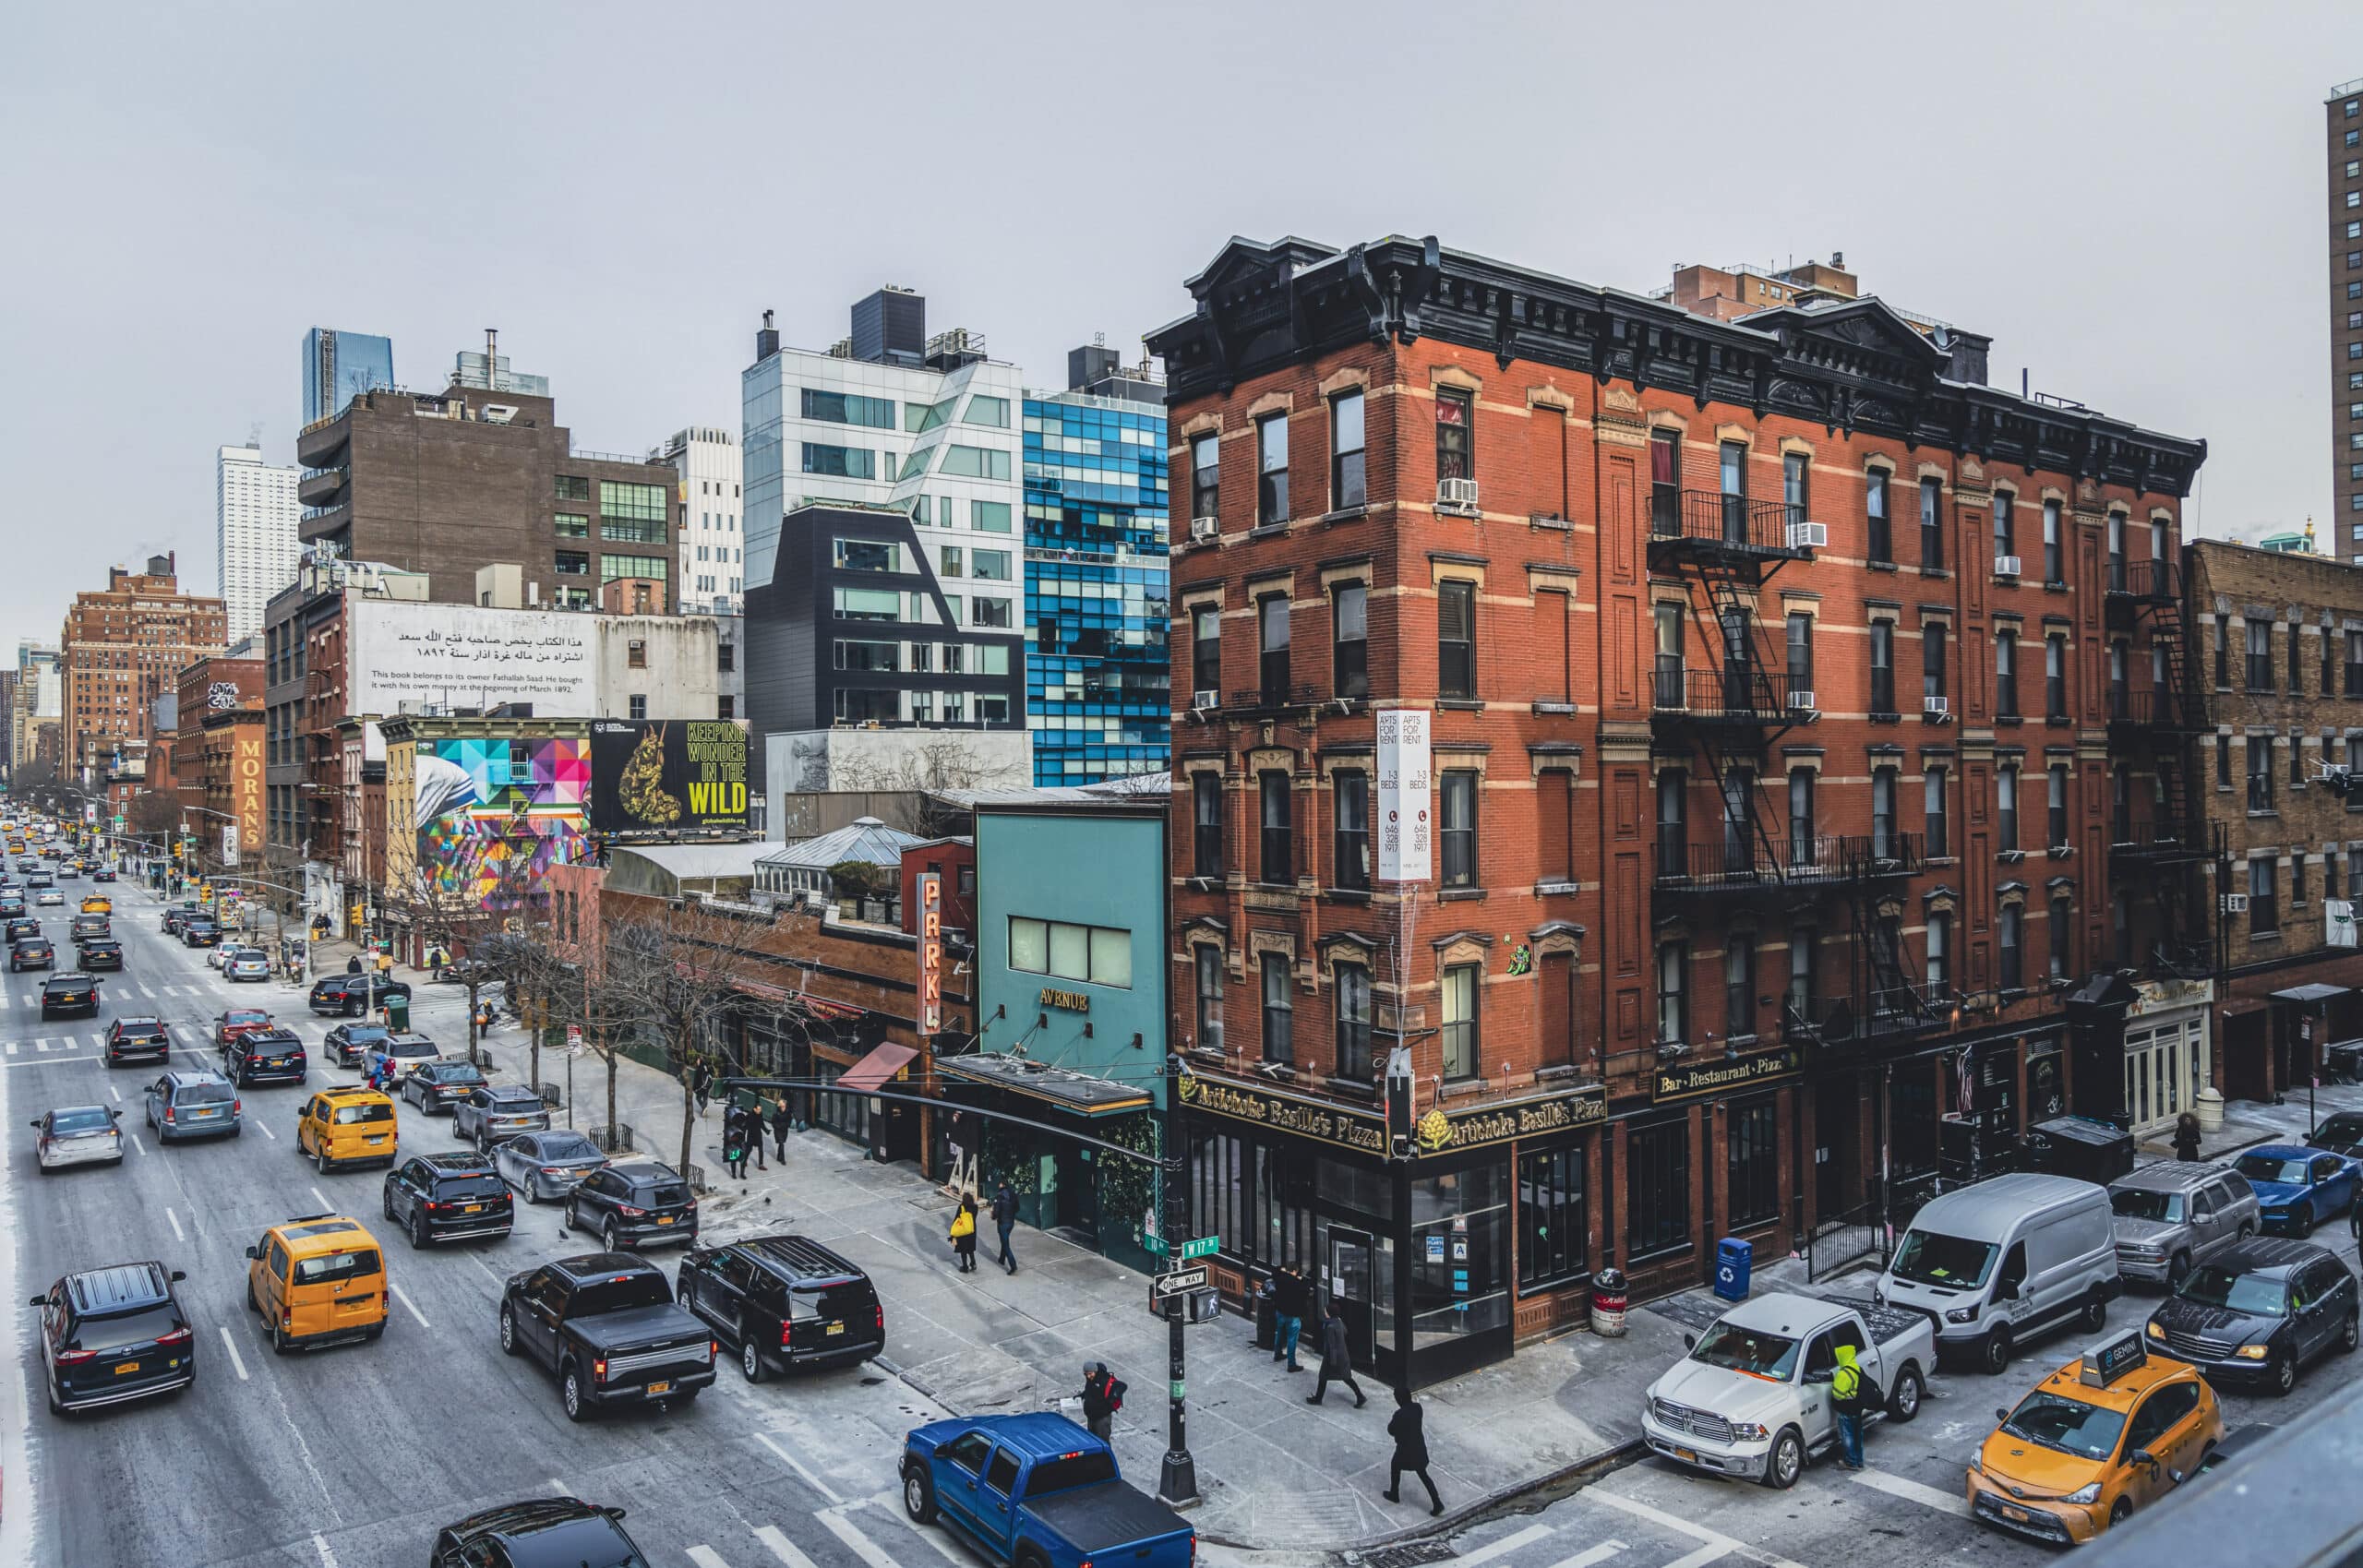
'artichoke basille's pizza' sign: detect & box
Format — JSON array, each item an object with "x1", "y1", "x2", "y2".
[{"x1": 588, "y1": 720, "x2": 749, "y2": 832}]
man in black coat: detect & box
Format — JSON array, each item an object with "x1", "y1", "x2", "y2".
[
  {"x1": 991, "y1": 1179, "x2": 1020, "y2": 1275},
  {"x1": 1383, "y1": 1388, "x2": 1444, "y2": 1516},
  {"x1": 1269, "y1": 1263, "x2": 1306, "y2": 1371},
  {"x1": 1305, "y1": 1306, "x2": 1366, "y2": 1407},
  {"x1": 1079, "y1": 1360, "x2": 1126, "y2": 1441}
]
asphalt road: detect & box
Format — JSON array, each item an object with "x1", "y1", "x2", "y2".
[{"x1": 0, "y1": 878, "x2": 967, "y2": 1568}]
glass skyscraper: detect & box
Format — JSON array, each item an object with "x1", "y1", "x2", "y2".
[
  {"x1": 1022, "y1": 368, "x2": 1170, "y2": 784},
  {"x1": 302, "y1": 327, "x2": 395, "y2": 425}
]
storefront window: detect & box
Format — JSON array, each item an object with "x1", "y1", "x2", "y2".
[
  {"x1": 1191, "y1": 1128, "x2": 1245, "y2": 1259},
  {"x1": 1256, "y1": 1143, "x2": 1315, "y2": 1268},
  {"x1": 810, "y1": 1060, "x2": 870, "y2": 1146},
  {"x1": 1517, "y1": 1146, "x2": 1587, "y2": 1289},
  {"x1": 1727, "y1": 1098, "x2": 1780, "y2": 1228},
  {"x1": 1408, "y1": 1164, "x2": 1509, "y2": 1348},
  {"x1": 1627, "y1": 1119, "x2": 1690, "y2": 1258}
]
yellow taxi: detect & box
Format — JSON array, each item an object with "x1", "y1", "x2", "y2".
[
  {"x1": 294, "y1": 1086, "x2": 399, "y2": 1173},
  {"x1": 1966, "y1": 1327, "x2": 2221, "y2": 1545},
  {"x1": 79, "y1": 894, "x2": 110, "y2": 916},
  {"x1": 243, "y1": 1214, "x2": 388, "y2": 1353}
]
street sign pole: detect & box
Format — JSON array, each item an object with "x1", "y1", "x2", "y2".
[{"x1": 1158, "y1": 1047, "x2": 1197, "y2": 1507}]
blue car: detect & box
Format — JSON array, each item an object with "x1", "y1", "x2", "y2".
[{"x1": 2232, "y1": 1145, "x2": 2360, "y2": 1238}]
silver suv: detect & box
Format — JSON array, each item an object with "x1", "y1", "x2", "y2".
[{"x1": 2108, "y1": 1163, "x2": 2260, "y2": 1287}]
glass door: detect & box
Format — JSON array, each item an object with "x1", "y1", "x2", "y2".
[{"x1": 1327, "y1": 1227, "x2": 1374, "y2": 1371}]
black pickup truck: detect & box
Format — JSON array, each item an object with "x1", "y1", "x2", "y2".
[{"x1": 498, "y1": 1252, "x2": 716, "y2": 1422}]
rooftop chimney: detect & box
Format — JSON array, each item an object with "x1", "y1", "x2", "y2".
[{"x1": 756, "y1": 309, "x2": 779, "y2": 361}]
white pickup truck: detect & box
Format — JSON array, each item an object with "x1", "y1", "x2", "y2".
[{"x1": 1640, "y1": 1290, "x2": 1937, "y2": 1490}]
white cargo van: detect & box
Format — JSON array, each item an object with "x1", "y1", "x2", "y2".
[{"x1": 1875, "y1": 1172, "x2": 2120, "y2": 1374}]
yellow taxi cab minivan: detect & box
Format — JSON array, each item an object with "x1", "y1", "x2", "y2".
[
  {"x1": 79, "y1": 895, "x2": 110, "y2": 916},
  {"x1": 245, "y1": 1215, "x2": 388, "y2": 1353},
  {"x1": 1966, "y1": 1327, "x2": 2221, "y2": 1545},
  {"x1": 295, "y1": 1086, "x2": 398, "y2": 1174}
]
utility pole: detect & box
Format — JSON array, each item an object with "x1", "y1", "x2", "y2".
[{"x1": 1158, "y1": 1047, "x2": 1197, "y2": 1507}]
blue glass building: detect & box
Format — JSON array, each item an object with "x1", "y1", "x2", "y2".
[
  {"x1": 302, "y1": 327, "x2": 395, "y2": 425},
  {"x1": 1021, "y1": 349, "x2": 1170, "y2": 784}
]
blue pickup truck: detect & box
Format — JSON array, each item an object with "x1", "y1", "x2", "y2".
[{"x1": 900, "y1": 1413, "x2": 1194, "y2": 1568}]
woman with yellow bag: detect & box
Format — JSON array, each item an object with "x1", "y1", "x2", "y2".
[{"x1": 949, "y1": 1194, "x2": 979, "y2": 1274}]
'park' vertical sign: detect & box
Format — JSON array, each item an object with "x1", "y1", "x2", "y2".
[{"x1": 917, "y1": 872, "x2": 943, "y2": 1032}]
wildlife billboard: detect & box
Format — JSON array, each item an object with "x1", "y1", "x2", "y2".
[{"x1": 588, "y1": 719, "x2": 750, "y2": 833}]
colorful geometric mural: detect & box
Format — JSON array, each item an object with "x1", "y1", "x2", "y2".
[{"x1": 414, "y1": 736, "x2": 592, "y2": 910}]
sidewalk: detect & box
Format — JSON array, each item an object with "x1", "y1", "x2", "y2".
[{"x1": 446, "y1": 986, "x2": 1683, "y2": 1553}]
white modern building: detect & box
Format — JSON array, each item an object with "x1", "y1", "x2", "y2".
[
  {"x1": 216, "y1": 442, "x2": 300, "y2": 643},
  {"x1": 653, "y1": 425, "x2": 744, "y2": 613},
  {"x1": 741, "y1": 288, "x2": 1026, "y2": 612}
]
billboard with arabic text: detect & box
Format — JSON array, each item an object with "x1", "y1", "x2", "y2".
[{"x1": 347, "y1": 600, "x2": 596, "y2": 715}]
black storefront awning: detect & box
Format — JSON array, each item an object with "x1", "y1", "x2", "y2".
[{"x1": 936, "y1": 1052, "x2": 1151, "y2": 1117}]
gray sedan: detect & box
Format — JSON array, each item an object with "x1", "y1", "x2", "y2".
[
  {"x1": 492, "y1": 1130, "x2": 606, "y2": 1203},
  {"x1": 223, "y1": 948, "x2": 270, "y2": 982}
]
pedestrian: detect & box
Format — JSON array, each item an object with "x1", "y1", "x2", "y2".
[
  {"x1": 724, "y1": 1116, "x2": 750, "y2": 1181},
  {"x1": 1269, "y1": 1263, "x2": 1306, "y2": 1372},
  {"x1": 1830, "y1": 1343, "x2": 1877, "y2": 1471},
  {"x1": 2173, "y1": 1111, "x2": 2203, "y2": 1162},
  {"x1": 744, "y1": 1095, "x2": 767, "y2": 1171},
  {"x1": 345, "y1": 954, "x2": 362, "y2": 976},
  {"x1": 1306, "y1": 1305, "x2": 1366, "y2": 1407},
  {"x1": 949, "y1": 1194, "x2": 978, "y2": 1273},
  {"x1": 991, "y1": 1178, "x2": 1020, "y2": 1275},
  {"x1": 1079, "y1": 1360, "x2": 1127, "y2": 1442},
  {"x1": 1382, "y1": 1388, "x2": 1444, "y2": 1517},
  {"x1": 376, "y1": 949, "x2": 393, "y2": 976},
  {"x1": 692, "y1": 1059, "x2": 714, "y2": 1115},
  {"x1": 767, "y1": 1095, "x2": 792, "y2": 1162}
]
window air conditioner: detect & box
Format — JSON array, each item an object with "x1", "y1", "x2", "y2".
[
  {"x1": 1786, "y1": 521, "x2": 1828, "y2": 550},
  {"x1": 1995, "y1": 555, "x2": 2023, "y2": 578},
  {"x1": 2221, "y1": 892, "x2": 2249, "y2": 915},
  {"x1": 1436, "y1": 478, "x2": 1481, "y2": 514},
  {"x1": 1787, "y1": 689, "x2": 1817, "y2": 712},
  {"x1": 1189, "y1": 515, "x2": 1218, "y2": 543},
  {"x1": 1923, "y1": 696, "x2": 1950, "y2": 719},
  {"x1": 1191, "y1": 690, "x2": 1218, "y2": 712}
]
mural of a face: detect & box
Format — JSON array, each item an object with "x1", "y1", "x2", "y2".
[{"x1": 415, "y1": 736, "x2": 591, "y2": 909}]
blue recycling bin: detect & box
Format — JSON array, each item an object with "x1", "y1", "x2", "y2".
[{"x1": 1713, "y1": 1236, "x2": 1754, "y2": 1302}]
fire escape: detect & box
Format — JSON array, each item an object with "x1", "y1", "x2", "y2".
[
  {"x1": 2104, "y1": 557, "x2": 2216, "y2": 976},
  {"x1": 1647, "y1": 485, "x2": 1932, "y2": 1049}
]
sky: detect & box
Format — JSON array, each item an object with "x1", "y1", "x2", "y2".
[{"x1": 3, "y1": 1, "x2": 2359, "y2": 652}]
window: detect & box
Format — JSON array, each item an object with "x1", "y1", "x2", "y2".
[
  {"x1": 2295, "y1": 850, "x2": 2310, "y2": 908},
  {"x1": 2042, "y1": 498, "x2": 2063, "y2": 583},
  {"x1": 800, "y1": 389, "x2": 894, "y2": 428},
  {"x1": 1784, "y1": 451, "x2": 1810, "y2": 535},
  {"x1": 1719, "y1": 440, "x2": 1747, "y2": 540},
  {"x1": 1657, "y1": 769, "x2": 1688, "y2": 880},
  {"x1": 1518, "y1": 1146, "x2": 1587, "y2": 1289},
  {"x1": 2213, "y1": 617, "x2": 2228, "y2": 686},
  {"x1": 2045, "y1": 634, "x2": 2068, "y2": 719},
  {"x1": 1334, "y1": 770, "x2": 1370, "y2": 892},
  {"x1": 1656, "y1": 940, "x2": 1686, "y2": 1045},
  {"x1": 1330, "y1": 390, "x2": 1366, "y2": 509},
  {"x1": 1256, "y1": 414, "x2": 1290, "y2": 524},
  {"x1": 1192, "y1": 772, "x2": 1222, "y2": 879},
  {"x1": 628, "y1": 694, "x2": 647, "y2": 720},
  {"x1": 1336, "y1": 964, "x2": 1373, "y2": 1081},
  {"x1": 970, "y1": 549, "x2": 1011, "y2": 581},
  {"x1": 2346, "y1": 629, "x2": 2363, "y2": 697},
  {"x1": 1649, "y1": 429, "x2": 1681, "y2": 533},
  {"x1": 554, "y1": 512, "x2": 589, "y2": 539},
  {"x1": 1927, "y1": 911, "x2": 1951, "y2": 997},
  {"x1": 2326, "y1": 624, "x2": 2338, "y2": 697},
  {"x1": 1999, "y1": 904, "x2": 2023, "y2": 991},
  {"x1": 1190, "y1": 433, "x2": 1219, "y2": 521},
  {"x1": 971, "y1": 499, "x2": 1012, "y2": 533},
  {"x1": 1435, "y1": 388, "x2": 1472, "y2": 482},
  {"x1": 717, "y1": 641, "x2": 735, "y2": 673},
  {"x1": 2248, "y1": 619, "x2": 2272, "y2": 691},
  {"x1": 601, "y1": 554, "x2": 667, "y2": 582},
  {"x1": 1008, "y1": 918, "x2": 1133, "y2": 987},
  {"x1": 1993, "y1": 490, "x2": 2015, "y2": 565},
  {"x1": 1438, "y1": 580, "x2": 1476, "y2": 699},
  {"x1": 2249, "y1": 736, "x2": 2273, "y2": 813},
  {"x1": 2048, "y1": 894, "x2": 2073, "y2": 981},
  {"x1": 1925, "y1": 765, "x2": 1949, "y2": 858},
  {"x1": 1258, "y1": 593, "x2": 1290, "y2": 703},
  {"x1": 1194, "y1": 948, "x2": 1224, "y2": 1053},
  {"x1": 555, "y1": 550, "x2": 589, "y2": 576},
  {"x1": 717, "y1": 695, "x2": 734, "y2": 720},
  {"x1": 555, "y1": 474, "x2": 590, "y2": 503},
  {"x1": 2291, "y1": 622, "x2": 2307, "y2": 696},
  {"x1": 801, "y1": 443, "x2": 876, "y2": 480},
  {"x1": 1724, "y1": 935, "x2": 1754, "y2": 1041},
  {"x1": 2249, "y1": 856, "x2": 2277, "y2": 936},
  {"x1": 1261, "y1": 955, "x2": 1293, "y2": 1065},
  {"x1": 833, "y1": 537, "x2": 901, "y2": 573},
  {"x1": 1192, "y1": 605, "x2": 1220, "y2": 699},
  {"x1": 2216, "y1": 732, "x2": 2232, "y2": 788},
  {"x1": 1865, "y1": 467, "x2": 1889, "y2": 561},
  {"x1": 1333, "y1": 582, "x2": 1368, "y2": 699},
  {"x1": 2106, "y1": 513, "x2": 2125, "y2": 591},
  {"x1": 1872, "y1": 766, "x2": 1897, "y2": 858},
  {"x1": 1996, "y1": 630, "x2": 2019, "y2": 717},
  {"x1": 1728, "y1": 1100, "x2": 1779, "y2": 1228},
  {"x1": 961, "y1": 394, "x2": 1009, "y2": 428},
  {"x1": 1788, "y1": 769, "x2": 1816, "y2": 865},
  {"x1": 2295, "y1": 729, "x2": 2309, "y2": 787},
  {"x1": 1924, "y1": 622, "x2": 1947, "y2": 706},
  {"x1": 1440, "y1": 964, "x2": 1479, "y2": 1080},
  {"x1": 1628, "y1": 1121, "x2": 1690, "y2": 1258},
  {"x1": 833, "y1": 586, "x2": 899, "y2": 621},
  {"x1": 625, "y1": 639, "x2": 647, "y2": 669},
  {"x1": 2048, "y1": 762, "x2": 2069, "y2": 847},
  {"x1": 1920, "y1": 476, "x2": 1943, "y2": 568},
  {"x1": 1786, "y1": 612, "x2": 1814, "y2": 700},
  {"x1": 1440, "y1": 770, "x2": 1479, "y2": 888},
  {"x1": 1869, "y1": 621, "x2": 1895, "y2": 715},
  {"x1": 940, "y1": 445, "x2": 1010, "y2": 481},
  {"x1": 1259, "y1": 771, "x2": 1291, "y2": 884},
  {"x1": 1787, "y1": 926, "x2": 1817, "y2": 1023}
]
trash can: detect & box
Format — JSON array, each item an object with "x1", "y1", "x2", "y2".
[
  {"x1": 1714, "y1": 1237, "x2": 1754, "y2": 1302},
  {"x1": 1252, "y1": 1275, "x2": 1277, "y2": 1351},
  {"x1": 1589, "y1": 1267, "x2": 1628, "y2": 1337},
  {"x1": 384, "y1": 996, "x2": 411, "y2": 1033}
]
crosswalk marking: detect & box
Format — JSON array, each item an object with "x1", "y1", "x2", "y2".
[
  {"x1": 755, "y1": 1430, "x2": 845, "y2": 1504},
  {"x1": 752, "y1": 1526, "x2": 820, "y2": 1568},
  {"x1": 815, "y1": 1511, "x2": 898, "y2": 1568},
  {"x1": 687, "y1": 1549, "x2": 732, "y2": 1568},
  {"x1": 1547, "y1": 1543, "x2": 1630, "y2": 1568},
  {"x1": 1661, "y1": 1547, "x2": 1734, "y2": 1568},
  {"x1": 139, "y1": 986, "x2": 156, "y2": 998},
  {"x1": 34, "y1": 1039, "x2": 50, "y2": 1052},
  {"x1": 1589, "y1": 1488, "x2": 1814, "y2": 1568},
  {"x1": 5, "y1": 1044, "x2": 16, "y2": 1056},
  {"x1": 1849, "y1": 1466, "x2": 1970, "y2": 1517},
  {"x1": 1456, "y1": 1525, "x2": 1553, "y2": 1568}
]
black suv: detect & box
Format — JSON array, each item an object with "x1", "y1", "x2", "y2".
[
  {"x1": 78, "y1": 938, "x2": 123, "y2": 972},
  {"x1": 4, "y1": 916, "x2": 40, "y2": 945},
  {"x1": 678, "y1": 1233, "x2": 885, "y2": 1382},
  {"x1": 384, "y1": 1152, "x2": 515, "y2": 1248},
  {"x1": 161, "y1": 907, "x2": 189, "y2": 936},
  {"x1": 309, "y1": 973, "x2": 411, "y2": 1017},
  {"x1": 10, "y1": 937, "x2": 53, "y2": 972},
  {"x1": 322, "y1": 1022, "x2": 390, "y2": 1068},
  {"x1": 105, "y1": 1017, "x2": 172, "y2": 1066},
  {"x1": 221, "y1": 1026, "x2": 306, "y2": 1088},
  {"x1": 430, "y1": 1499, "x2": 647, "y2": 1568},
  {"x1": 41, "y1": 973, "x2": 99, "y2": 1020},
  {"x1": 181, "y1": 920, "x2": 221, "y2": 949},
  {"x1": 30, "y1": 1261, "x2": 195, "y2": 1414},
  {"x1": 563, "y1": 1162, "x2": 698, "y2": 1251}
]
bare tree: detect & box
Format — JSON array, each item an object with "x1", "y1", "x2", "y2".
[
  {"x1": 826, "y1": 737, "x2": 1013, "y2": 838},
  {"x1": 378, "y1": 851, "x2": 534, "y2": 1069},
  {"x1": 126, "y1": 790, "x2": 179, "y2": 842},
  {"x1": 599, "y1": 902, "x2": 782, "y2": 1181}
]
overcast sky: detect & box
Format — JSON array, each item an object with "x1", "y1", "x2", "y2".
[{"x1": 4, "y1": 2, "x2": 2359, "y2": 652}]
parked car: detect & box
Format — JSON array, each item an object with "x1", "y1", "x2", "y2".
[
  {"x1": 309, "y1": 973, "x2": 410, "y2": 1017},
  {"x1": 900, "y1": 1413, "x2": 1195, "y2": 1568},
  {"x1": 428, "y1": 1500, "x2": 647, "y2": 1568},
  {"x1": 402, "y1": 1059, "x2": 487, "y2": 1115},
  {"x1": 144, "y1": 1070, "x2": 241, "y2": 1143},
  {"x1": 323, "y1": 1022, "x2": 390, "y2": 1069},
  {"x1": 2304, "y1": 1111, "x2": 2363, "y2": 1161},
  {"x1": 104, "y1": 1017, "x2": 171, "y2": 1066},
  {"x1": 384, "y1": 1151, "x2": 514, "y2": 1248},
  {"x1": 563, "y1": 1161, "x2": 699, "y2": 1252},
  {"x1": 679, "y1": 1234, "x2": 886, "y2": 1382},
  {"x1": 211, "y1": 1009, "x2": 273, "y2": 1048},
  {"x1": 30, "y1": 1262, "x2": 194, "y2": 1415},
  {"x1": 224, "y1": 949, "x2": 270, "y2": 983},
  {"x1": 493, "y1": 1130, "x2": 606, "y2": 1203},
  {"x1": 498, "y1": 1251, "x2": 715, "y2": 1420},
  {"x1": 31, "y1": 1105, "x2": 123, "y2": 1173},
  {"x1": 221, "y1": 1026, "x2": 306, "y2": 1088},
  {"x1": 40, "y1": 972, "x2": 99, "y2": 1020},
  {"x1": 204, "y1": 942, "x2": 234, "y2": 971},
  {"x1": 2109, "y1": 1164, "x2": 2261, "y2": 1288},
  {"x1": 1876, "y1": 1172, "x2": 2121, "y2": 1374},
  {"x1": 2231, "y1": 1146, "x2": 2361, "y2": 1238},
  {"x1": 161, "y1": 907, "x2": 188, "y2": 936},
  {"x1": 10, "y1": 937, "x2": 54, "y2": 971},
  {"x1": 243, "y1": 1214, "x2": 387, "y2": 1352},
  {"x1": 452, "y1": 1084, "x2": 550, "y2": 1151},
  {"x1": 77, "y1": 939, "x2": 122, "y2": 971},
  {"x1": 2144, "y1": 1238, "x2": 2360, "y2": 1395}
]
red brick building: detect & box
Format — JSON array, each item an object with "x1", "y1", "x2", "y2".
[{"x1": 1148, "y1": 236, "x2": 2203, "y2": 1384}]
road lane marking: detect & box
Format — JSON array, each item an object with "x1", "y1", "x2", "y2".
[
  {"x1": 312, "y1": 1533, "x2": 340, "y2": 1568},
  {"x1": 166, "y1": 1207, "x2": 185, "y2": 1242},
  {"x1": 4, "y1": 1044, "x2": 13, "y2": 1056},
  {"x1": 139, "y1": 986, "x2": 156, "y2": 998},
  {"x1": 1, "y1": 1055, "x2": 98, "y2": 1068},
  {"x1": 1850, "y1": 1466, "x2": 1971, "y2": 1517},
  {"x1": 687, "y1": 1550, "x2": 732, "y2": 1568},
  {"x1": 1589, "y1": 1488, "x2": 1813, "y2": 1568},
  {"x1": 546, "y1": 1477, "x2": 570, "y2": 1496},
  {"x1": 1546, "y1": 1543, "x2": 1630, "y2": 1568},
  {"x1": 107, "y1": 1083, "x2": 118, "y2": 1102},
  {"x1": 127, "y1": 1133, "x2": 144, "y2": 1156},
  {"x1": 753, "y1": 1526, "x2": 821, "y2": 1568},
  {"x1": 310, "y1": 1185, "x2": 331, "y2": 1212},
  {"x1": 1662, "y1": 1547, "x2": 1734, "y2": 1568},
  {"x1": 1456, "y1": 1525, "x2": 1554, "y2": 1567},
  {"x1": 218, "y1": 1324, "x2": 249, "y2": 1381},
  {"x1": 815, "y1": 1510, "x2": 899, "y2": 1568},
  {"x1": 756, "y1": 1429, "x2": 845, "y2": 1504},
  {"x1": 256, "y1": 1118, "x2": 276, "y2": 1140},
  {"x1": 390, "y1": 1280, "x2": 431, "y2": 1328},
  {"x1": 34, "y1": 1039, "x2": 49, "y2": 1052}
]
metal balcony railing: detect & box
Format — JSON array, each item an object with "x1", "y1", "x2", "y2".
[
  {"x1": 2108, "y1": 823, "x2": 2209, "y2": 865},
  {"x1": 2106, "y1": 687, "x2": 2206, "y2": 733},
  {"x1": 1655, "y1": 831, "x2": 1923, "y2": 892},
  {"x1": 1648, "y1": 489, "x2": 1805, "y2": 558},
  {"x1": 1781, "y1": 982, "x2": 1939, "y2": 1047},
  {"x1": 1651, "y1": 659, "x2": 1795, "y2": 724},
  {"x1": 2105, "y1": 557, "x2": 2181, "y2": 603}
]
